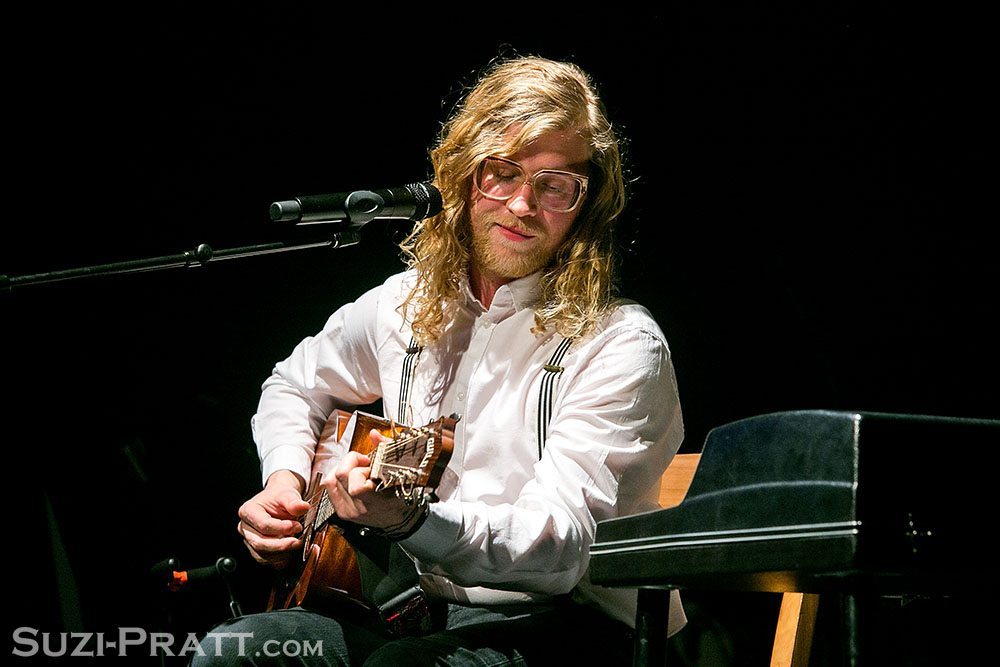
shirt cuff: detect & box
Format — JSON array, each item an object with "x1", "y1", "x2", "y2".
[
  {"x1": 259, "y1": 444, "x2": 313, "y2": 488},
  {"x1": 398, "y1": 500, "x2": 463, "y2": 563}
]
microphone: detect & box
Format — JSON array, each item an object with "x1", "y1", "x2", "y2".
[{"x1": 270, "y1": 182, "x2": 442, "y2": 227}]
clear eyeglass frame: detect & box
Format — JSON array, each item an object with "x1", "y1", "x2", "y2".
[{"x1": 474, "y1": 156, "x2": 589, "y2": 213}]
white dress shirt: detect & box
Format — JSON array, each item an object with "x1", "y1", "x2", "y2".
[{"x1": 252, "y1": 269, "x2": 686, "y2": 632}]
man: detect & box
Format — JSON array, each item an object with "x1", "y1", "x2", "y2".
[{"x1": 200, "y1": 56, "x2": 685, "y2": 665}]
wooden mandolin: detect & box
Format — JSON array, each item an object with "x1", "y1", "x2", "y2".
[{"x1": 268, "y1": 410, "x2": 456, "y2": 629}]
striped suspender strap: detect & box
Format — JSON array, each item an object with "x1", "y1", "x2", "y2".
[
  {"x1": 398, "y1": 336, "x2": 422, "y2": 421},
  {"x1": 537, "y1": 336, "x2": 572, "y2": 458}
]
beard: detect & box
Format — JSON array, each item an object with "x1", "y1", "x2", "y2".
[{"x1": 468, "y1": 209, "x2": 559, "y2": 282}]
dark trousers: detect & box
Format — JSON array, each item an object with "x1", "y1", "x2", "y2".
[{"x1": 191, "y1": 599, "x2": 632, "y2": 666}]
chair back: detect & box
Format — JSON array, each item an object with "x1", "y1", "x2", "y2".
[{"x1": 658, "y1": 453, "x2": 701, "y2": 508}]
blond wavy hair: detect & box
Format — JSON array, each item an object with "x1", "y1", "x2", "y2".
[{"x1": 399, "y1": 56, "x2": 625, "y2": 344}]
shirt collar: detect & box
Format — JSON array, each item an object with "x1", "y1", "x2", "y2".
[{"x1": 460, "y1": 271, "x2": 542, "y2": 318}]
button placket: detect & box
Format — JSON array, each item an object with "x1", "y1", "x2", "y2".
[{"x1": 454, "y1": 315, "x2": 498, "y2": 473}]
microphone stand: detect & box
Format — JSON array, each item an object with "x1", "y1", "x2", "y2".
[
  {"x1": 1, "y1": 229, "x2": 361, "y2": 293},
  {"x1": 2, "y1": 182, "x2": 439, "y2": 292}
]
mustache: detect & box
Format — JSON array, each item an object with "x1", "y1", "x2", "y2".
[{"x1": 481, "y1": 212, "x2": 540, "y2": 236}]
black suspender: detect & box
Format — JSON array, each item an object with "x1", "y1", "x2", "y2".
[
  {"x1": 537, "y1": 336, "x2": 572, "y2": 458},
  {"x1": 400, "y1": 331, "x2": 568, "y2": 458},
  {"x1": 398, "y1": 335, "x2": 422, "y2": 422}
]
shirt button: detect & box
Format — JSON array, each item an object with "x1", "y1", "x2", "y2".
[{"x1": 457, "y1": 392, "x2": 465, "y2": 401}]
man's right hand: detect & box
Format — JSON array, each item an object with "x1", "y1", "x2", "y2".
[{"x1": 237, "y1": 470, "x2": 311, "y2": 569}]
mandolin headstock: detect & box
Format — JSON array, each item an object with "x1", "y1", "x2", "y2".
[{"x1": 349, "y1": 413, "x2": 458, "y2": 500}]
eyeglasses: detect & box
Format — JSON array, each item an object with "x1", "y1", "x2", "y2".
[{"x1": 474, "y1": 156, "x2": 589, "y2": 213}]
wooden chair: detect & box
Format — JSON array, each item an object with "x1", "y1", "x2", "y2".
[{"x1": 658, "y1": 454, "x2": 819, "y2": 666}]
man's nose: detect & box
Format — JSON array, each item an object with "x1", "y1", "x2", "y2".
[{"x1": 505, "y1": 181, "x2": 538, "y2": 217}]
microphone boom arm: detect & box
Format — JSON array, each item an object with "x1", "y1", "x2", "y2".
[
  {"x1": 3, "y1": 181, "x2": 440, "y2": 293},
  {"x1": 2, "y1": 231, "x2": 359, "y2": 293}
]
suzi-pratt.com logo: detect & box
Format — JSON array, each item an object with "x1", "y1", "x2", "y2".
[{"x1": 11, "y1": 627, "x2": 324, "y2": 659}]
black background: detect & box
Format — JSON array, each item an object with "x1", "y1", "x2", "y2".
[{"x1": 4, "y1": 4, "x2": 996, "y2": 664}]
